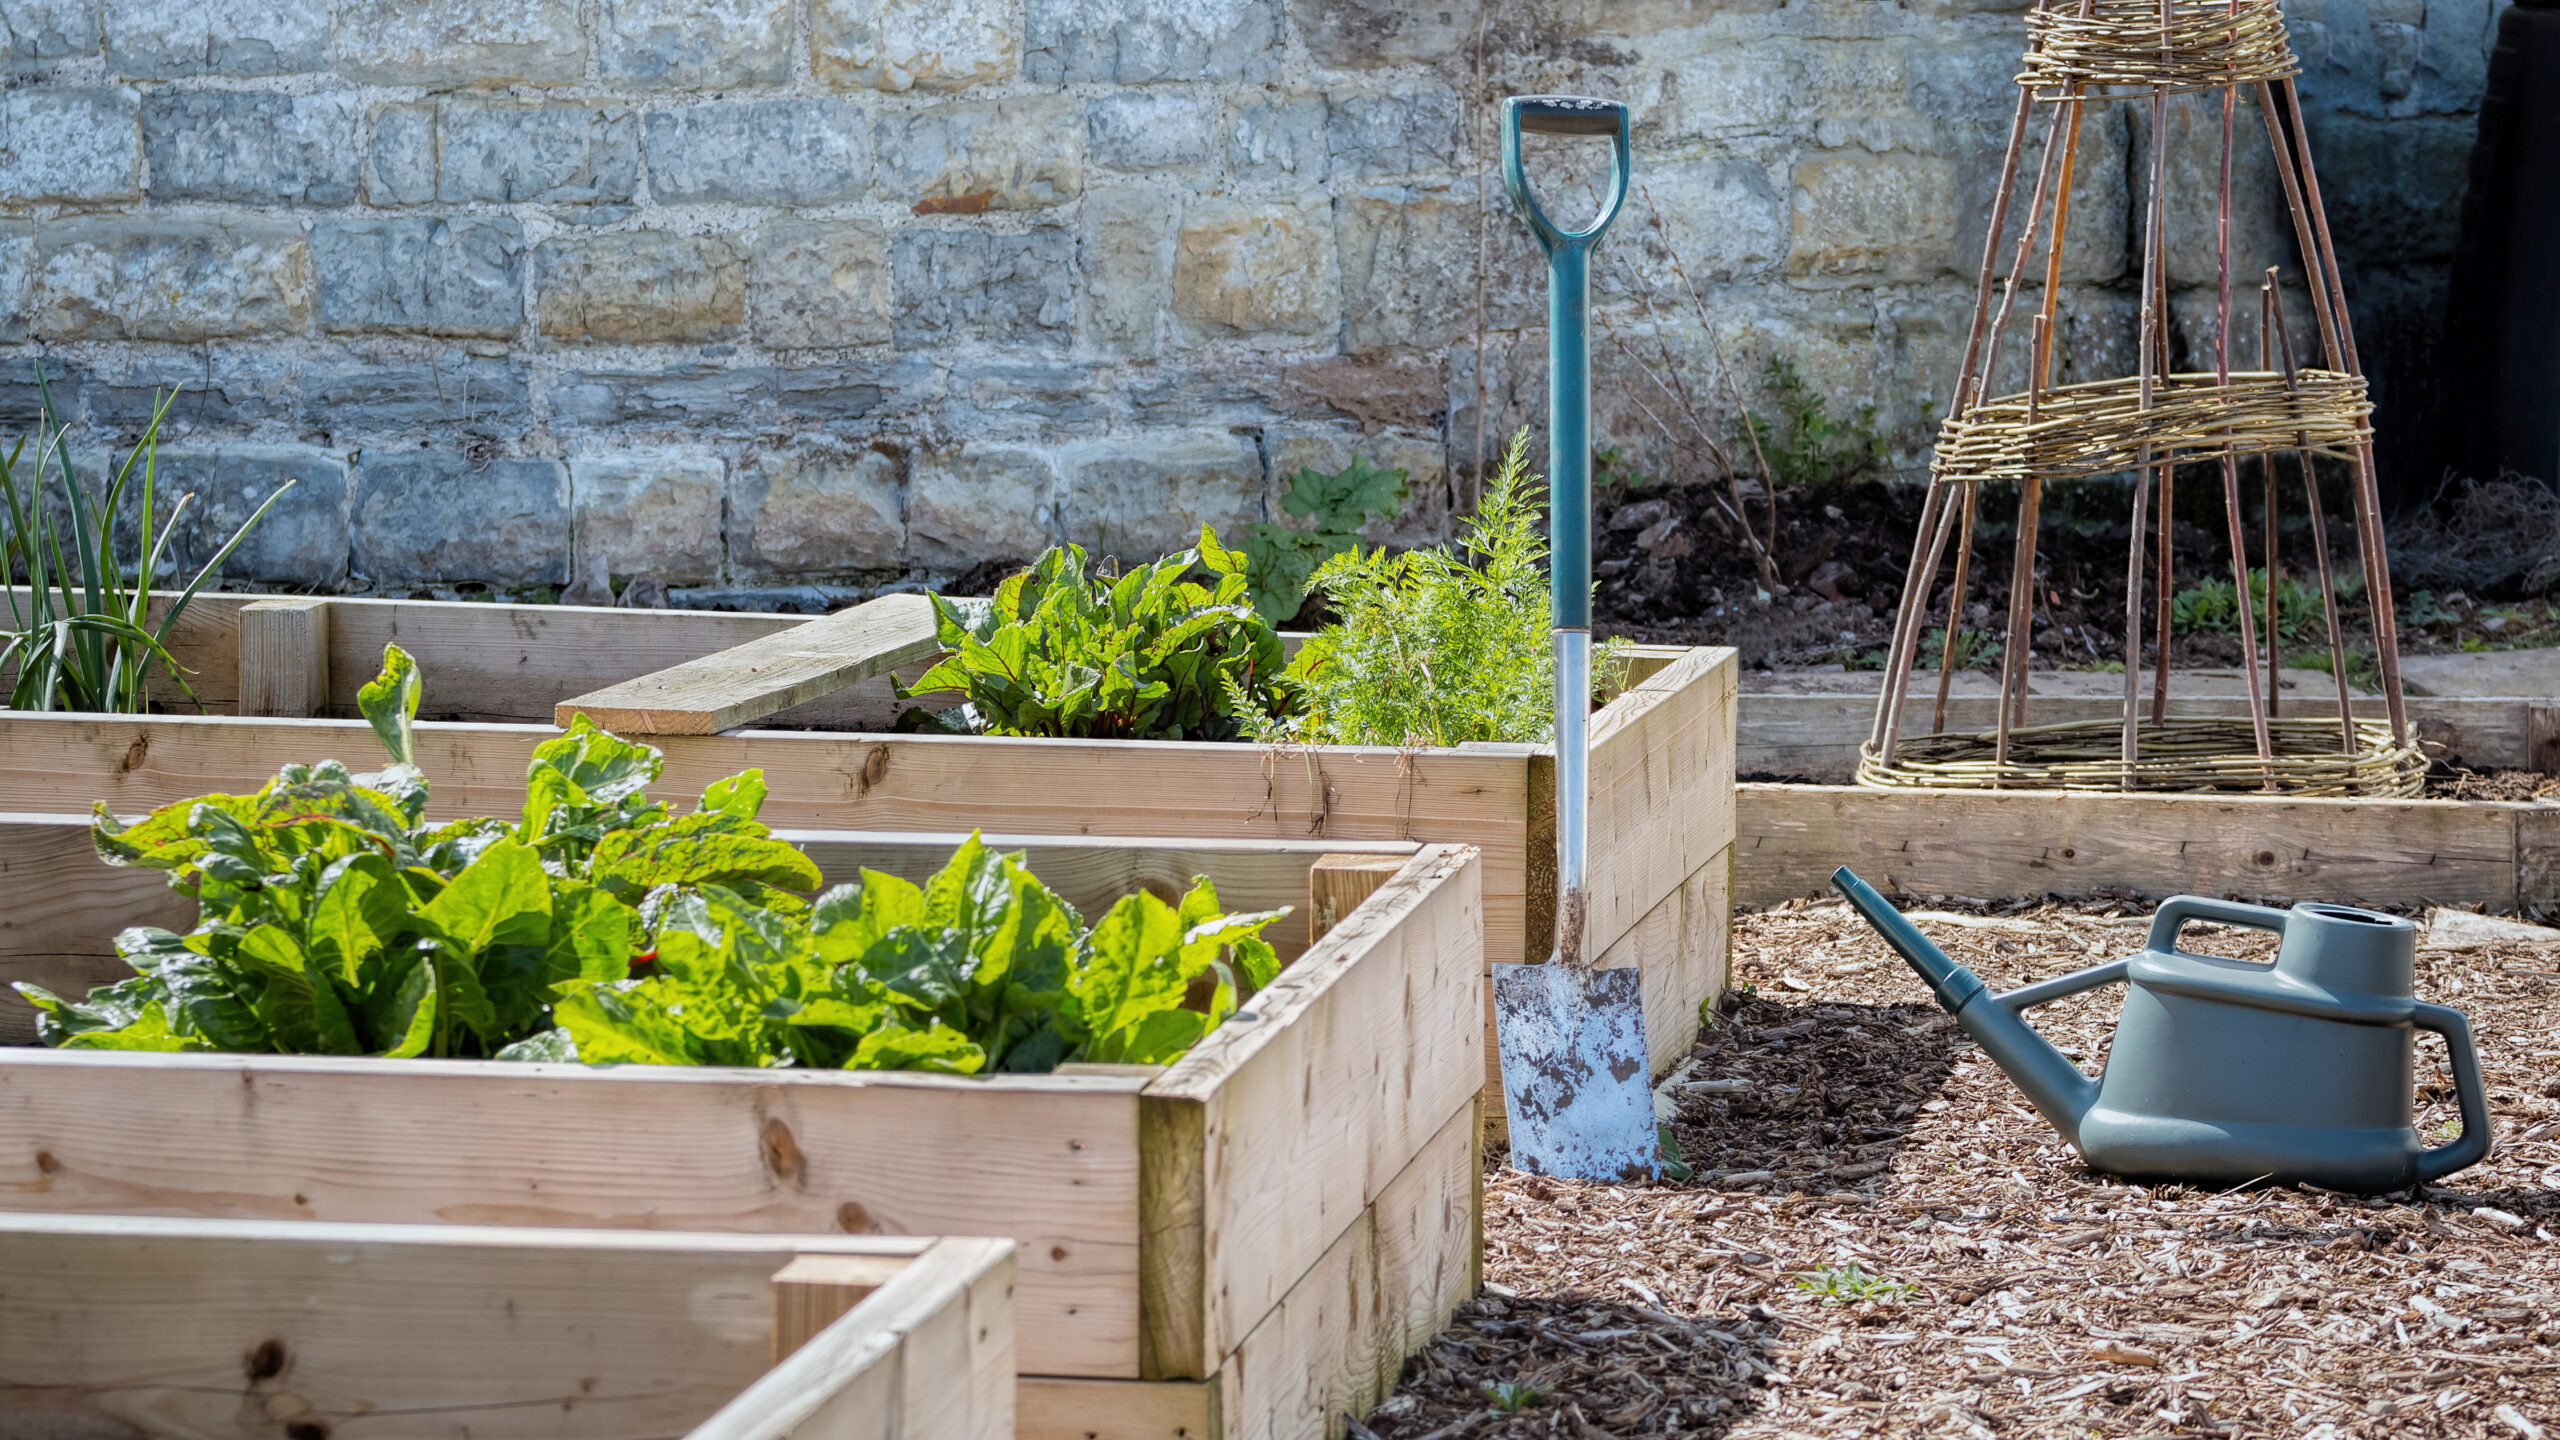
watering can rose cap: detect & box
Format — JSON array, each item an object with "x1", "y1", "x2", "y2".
[{"x1": 1831, "y1": 865, "x2": 2491, "y2": 1194}]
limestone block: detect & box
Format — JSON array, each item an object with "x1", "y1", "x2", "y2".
[
  {"x1": 302, "y1": 355, "x2": 531, "y2": 436},
  {"x1": 1054, "y1": 430, "x2": 1263, "y2": 563},
  {"x1": 1787, "y1": 150, "x2": 1960, "y2": 281},
  {"x1": 570, "y1": 449, "x2": 726, "y2": 583},
  {"x1": 334, "y1": 0, "x2": 584, "y2": 85},
  {"x1": 728, "y1": 444, "x2": 905, "y2": 576},
  {"x1": 1076, "y1": 184, "x2": 1172, "y2": 358},
  {"x1": 874, "y1": 97, "x2": 1079, "y2": 212},
  {"x1": 2140, "y1": 90, "x2": 2290, "y2": 292},
  {"x1": 1325, "y1": 88, "x2": 1463, "y2": 180},
  {"x1": 1633, "y1": 154, "x2": 1787, "y2": 285},
  {"x1": 770, "y1": 363, "x2": 903, "y2": 422},
  {"x1": 0, "y1": 89, "x2": 136, "y2": 203},
  {"x1": 1643, "y1": 42, "x2": 1806, "y2": 144},
  {"x1": 752, "y1": 219, "x2": 891, "y2": 348},
  {"x1": 105, "y1": 0, "x2": 325, "y2": 76},
  {"x1": 889, "y1": 228, "x2": 1073, "y2": 350},
  {"x1": 945, "y1": 359, "x2": 1108, "y2": 427},
  {"x1": 1335, "y1": 184, "x2": 1536, "y2": 355},
  {"x1": 1290, "y1": 0, "x2": 1474, "y2": 67},
  {"x1": 2281, "y1": 111, "x2": 2472, "y2": 266},
  {"x1": 535, "y1": 231, "x2": 745, "y2": 345},
  {"x1": 1024, "y1": 0, "x2": 1277, "y2": 84},
  {"x1": 0, "y1": 229, "x2": 31, "y2": 343},
  {"x1": 313, "y1": 218, "x2": 524, "y2": 338},
  {"x1": 84, "y1": 352, "x2": 293, "y2": 427},
  {"x1": 128, "y1": 446, "x2": 351, "y2": 588},
  {"x1": 1545, "y1": 0, "x2": 1778, "y2": 31},
  {"x1": 434, "y1": 103, "x2": 640, "y2": 205},
  {"x1": 0, "y1": 0, "x2": 96, "y2": 65},
  {"x1": 550, "y1": 364, "x2": 781, "y2": 428},
  {"x1": 143, "y1": 90, "x2": 359, "y2": 207},
  {"x1": 1971, "y1": 102, "x2": 2131, "y2": 287},
  {"x1": 1172, "y1": 197, "x2": 1340, "y2": 338},
  {"x1": 1085, "y1": 91, "x2": 1221, "y2": 171},
  {"x1": 37, "y1": 220, "x2": 308, "y2": 341},
  {"x1": 812, "y1": 0, "x2": 1018, "y2": 92},
  {"x1": 645, "y1": 101, "x2": 870, "y2": 207},
  {"x1": 354, "y1": 454, "x2": 569, "y2": 585},
  {"x1": 599, "y1": 0, "x2": 793, "y2": 88},
  {"x1": 1229, "y1": 96, "x2": 1327, "y2": 185},
  {"x1": 906, "y1": 442, "x2": 1056, "y2": 566},
  {"x1": 366, "y1": 104, "x2": 435, "y2": 206}
]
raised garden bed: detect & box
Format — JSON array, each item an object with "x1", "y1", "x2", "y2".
[
  {"x1": 1727, "y1": 689, "x2": 2560, "y2": 911},
  {"x1": 0, "y1": 834, "x2": 1487, "y2": 1440},
  {"x1": 0, "y1": 596, "x2": 1738, "y2": 1109},
  {"x1": 1, "y1": 1214, "x2": 1013, "y2": 1440}
]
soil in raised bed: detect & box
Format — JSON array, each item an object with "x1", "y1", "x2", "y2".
[
  {"x1": 1598, "y1": 473, "x2": 2560, "y2": 672},
  {"x1": 1356, "y1": 899, "x2": 2560, "y2": 1438}
]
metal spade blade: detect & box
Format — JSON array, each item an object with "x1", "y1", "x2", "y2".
[{"x1": 1493, "y1": 959, "x2": 1656, "y2": 1180}]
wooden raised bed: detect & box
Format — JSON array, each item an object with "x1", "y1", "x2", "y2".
[
  {"x1": 0, "y1": 837, "x2": 1487, "y2": 1440},
  {"x1": 0, "y1": 596, "x2": 1738, "y2": 1107},
  {"x1": 1731, "y1": 690, "x2": 2560, "y2": 910},
  {"x1": 1, "y1": 1214, "x2": 1014, "y2": 1440}
]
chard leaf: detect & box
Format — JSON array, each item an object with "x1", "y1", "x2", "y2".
[
  {"x1": 309, "y1": 854, "x2": 405, "y2": 985},
  {"x1": 1072, "y1": 891, "x2": 1191, "y2": 1060},
  {"x1": 420, "y1": 838, "x2": 552, "y2": 957},
  {"x1": 376, "y1": 955, "x2": 437, "y2": 1058},
  {"x1": 357, "y1": 644, "x2": 421, "y2": 766},
  {"x1": 495, "y1": 1028, "x2": 578, "y2": 1062},
  {"x1": 587, "y1": 813, "x2": 821, "y2": 901},
  {"x1": 546, "y1": 880, "x2": 633, "y2": 987},
  {"x1": 699, "y1": 769, "x2": 768, "y2": 821},
  {"x1": 849, "y1": 1018, "x2": 985, "y2": 1074}
]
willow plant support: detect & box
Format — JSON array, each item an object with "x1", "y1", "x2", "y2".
[{"x1": 1860, "y1": 0, "x2": 2422, "y2": 797}]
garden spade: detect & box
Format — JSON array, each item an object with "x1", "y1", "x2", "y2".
[{"x1": 1489, "y1": 94, "x2": 1655, "y2": 1183}]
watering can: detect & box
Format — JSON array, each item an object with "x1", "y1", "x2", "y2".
[{"x1": 1833, "y1": 867, "x2": 2491, "y2": 1193}]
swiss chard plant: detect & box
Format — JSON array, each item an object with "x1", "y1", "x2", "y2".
[
  {"x1": 15, "y1": 644, "x2": 819, "y2": 1058},
  {"x1": 1235, "y1": 454, "x2": 1410, "y2": 625},
  {"x1": 896, "y1": 527, "x2": 1305, "y2": 741},
  {"x1": 516, "y1": 833, "x2": 1286, "y2": 1074}
]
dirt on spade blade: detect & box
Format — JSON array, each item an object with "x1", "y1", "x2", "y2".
[{"x1": 1355, "y1": 899, "x2": 2560, "y2": 1439}]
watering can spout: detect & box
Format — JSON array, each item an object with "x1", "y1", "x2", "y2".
[{"x1": 1831, "y1": 867, "x2": 2099, "y2": 1147}]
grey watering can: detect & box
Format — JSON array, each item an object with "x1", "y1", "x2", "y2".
[{"x1": 1833, "y1": 867, "x2": 2492, "y2": 1193}]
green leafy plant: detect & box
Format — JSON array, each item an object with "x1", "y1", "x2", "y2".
[
  {"x1": 2401, "y1": 588, "x2": 2462, "y2": 629},
  {"x1": 524, "y1": 833, "x2": 1285, "y2": 1073},
  {"x1": 16, "y1": 645, "x2": 819, "y2": 1057},
  {"x1": 2172, "y1": 569, "x2": 2323, "y2": 640},
  {"x1": 1919, "y1": 625, "x2": 2002, "y2": 672},
  {"x1": 1593, "y1": 444, "x2": 1647, "y2": 492},
  {"x1": 1484, "y1": 1380, "x2": 1549, "y2": 1414},
  {"x1": 1233, "y1": 432, "x2": 1622, "y2": 749},
  {"x1": 1794, "y1": 1263, "x2": 1915, "y2": 1305},
  {"x1": 1236, "y1": 455, "x2": 1410, "y2": 625},
  {"x1": 0, "y1": 381, "x2": 294, "y2": 713},
  {"x1": 897, "y1": 528, "x2": 1303, "y2": 742},
  {"x1": 1745, "y1": 355, "x2": 1885, "y2": 491}
]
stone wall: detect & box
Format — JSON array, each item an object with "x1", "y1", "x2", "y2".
[{"x1": 0, "y1": 0, "x2": 2501, "y2": 597}]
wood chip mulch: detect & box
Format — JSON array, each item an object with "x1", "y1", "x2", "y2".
[{"x1": 1357, "y1": 898, "x2": 2560, "y2": 1439}]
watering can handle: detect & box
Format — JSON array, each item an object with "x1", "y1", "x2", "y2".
[
  {"x1": 1500, "y1": 96, "x2": 1632, "y2": 253},
  {"x1": 2412, "y1": 1001, "x2": 2493, "y2": 1184},
  {"x1": 2144, "y1": 896, "x2": 2290, "y2": 958}
]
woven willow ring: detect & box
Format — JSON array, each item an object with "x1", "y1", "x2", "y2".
[
  {"x1": 1929, "y1": 370, "x2": 2372, "y2": 489},
  {"x1": 2018, "y1": 0, "x2": 2301, "y2": 99},
  {"x1": 1859, "y1": 717, "x2": 2428, "y2": 797}
]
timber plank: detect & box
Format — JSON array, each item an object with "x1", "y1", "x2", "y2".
[
  {"x1": 236, "y1": 597, "x2": 329, "y2": 719},
  {"x1": 0, "y1": 1215, "x2": 999, "y2": 1440},
  {"x1": 1735, "y1": 783, "x2": 2528, "y2": 909},
  {"x1": 2519, "y1": 807, "x2": 2560, "y2": 914},
  {"x1": 1742, "y1": 691, "x2": 2548, "y2": 782},
  {"x1": 1584, "y1": 647, "x2": 1738, "y2": 963},
  {"x1": 1016, "y1": 1379, "x2": 1215, "y2": 1440},
  {"x1": 554, "y1": 594, "x2": 940, "y2": 736},
  {"x1": 1212, "y1": 1096, "x2": 1482, "y2": 1440},
  {"x1": 1140, "y1": 846, "x2": 1483, "y2": 1374},
  {"x1": 0, "y1": 1052, "x2": 1145, "y2": 1379},
  {"x1": 0, "y1": 813, "x2": 188, "y2": 1043}
]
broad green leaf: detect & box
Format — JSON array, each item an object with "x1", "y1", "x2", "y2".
[
  {"x1": 357, "y1": 644, "x2": 421, "y2": 766},
  {"x1": 699, "y1": 770, "x2": 767, "y2": 821},
  {"x1": 588, "y1": 814, "x2": 821, "y2": 901},
  {"x1": 550, "y1": 986, "x2": 702, "y2": 1065},
  {"x1": 546, "y1": 880, "x2": 634, "y2": 987},
  {"x1": 495, "y1": 1027, "x2": 579, "y2": 1063},
  {"x1": 1073, "y1": 892, "x2": 1190, "y2": 1051},
  {"x1": 420, "y1": 838, "x2": 552, "y2": 957},
  {"x1": 377, "y1": 955, "x2": 437, "y2": 1058},
  {"x1": 811, "y1": 871, "x2": 925, "y2": 966},
  {"x1": 849, "y1": 1018, "x2": 985, "y2": 1075}
]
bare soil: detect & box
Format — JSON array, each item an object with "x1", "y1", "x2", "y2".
[{"x1": 1358, "y1": 900, "x2": 2560, "y2": 1439}]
